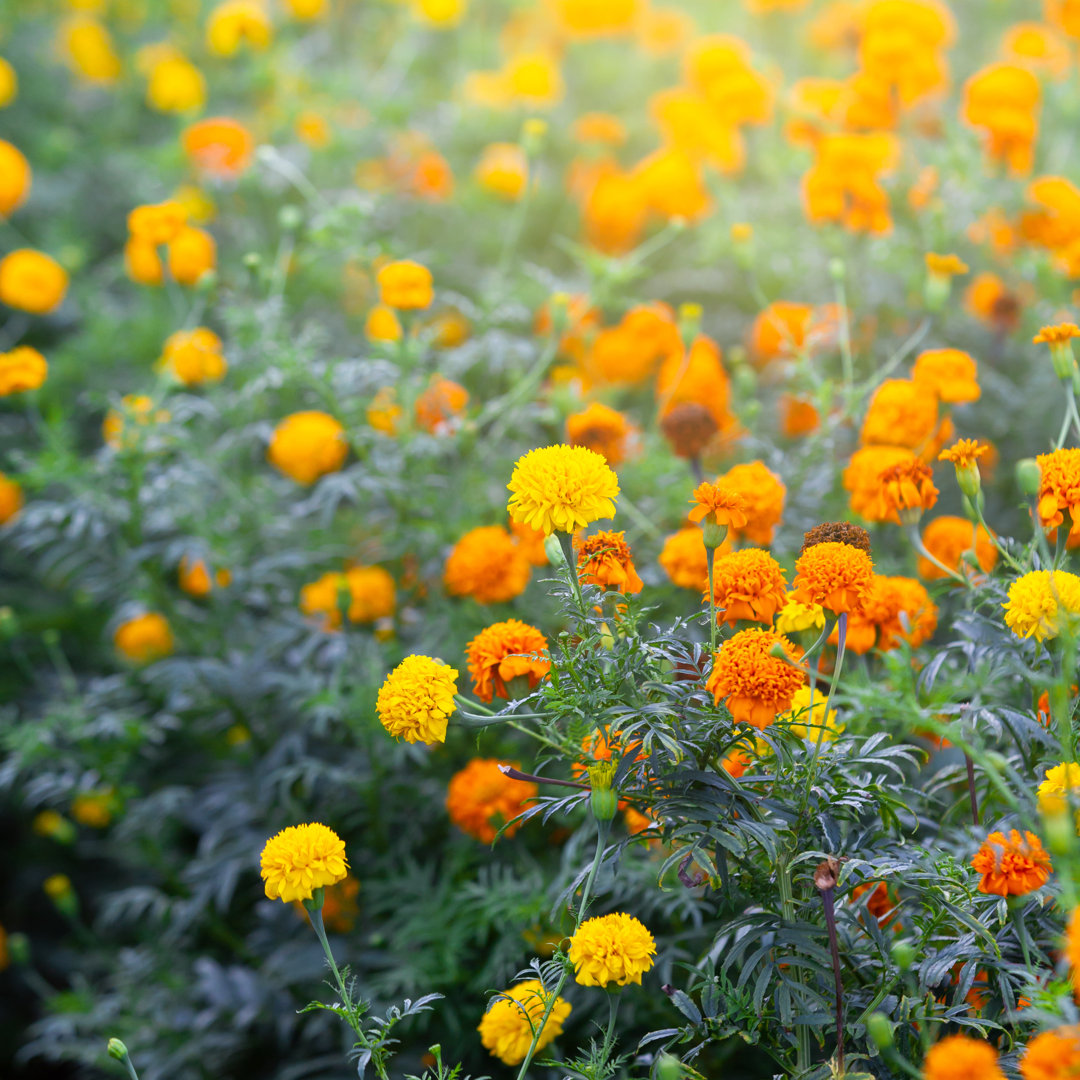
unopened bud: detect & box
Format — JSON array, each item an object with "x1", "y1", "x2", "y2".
[
  {"x1": 1016, "y1": 458, "x2": 1041, "y2": 496},
  {"x1": 544, "y1": 533, "x2": 567, "y2": 566},
  {"x1": 700, "y1": 520, "x2": 728, "y2": 550},
  {"x1": 866, "y1": 1012, "x2": 894, "y2": 1051},
  {"x1": 278, "y1": 205, "x2": 303, "y2": 232},
  {"x1": 656, "y1": 1052, "x2": 683, "y2": 1080},
  {"x1": 891, "y1": 939, "x2": 915, "y2": 971},
  {"x1": 107, "y1": 1039, "x2": 128, "y2": 1062},
  {"x1": 1048, "y1": 340, "x2": 1077, "y2": 382},
  {"x1": 828, "y1": 258, "x2": 845, "y2": 283},
  {"x1": 588, "y1": 761, "x2": 618, "y2": 822}
]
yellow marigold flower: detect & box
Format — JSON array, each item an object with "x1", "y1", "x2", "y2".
[
  {"x1": 366, "y1": 387, "x2": 402, "y2": 434},
  {"x1": 568, "y1": 912, "x2": 656, "y2": 987},
  {"x1": 260, "y1": 822, "x2": 348, "y2": 903},
  {"x1": 60, "y1": 16, "x2": 121, "y2": 84},
  {"x1": 414, "y1": 0, "x2": 467, "y2": 28},
  {"x1": 1038, "y1": 762, "x2": 1080, "y2": 820},
  {"x1": 267, "y1": 411, "x2": 348, "y2": 485},
  {"x1": 103, "y1": 395, "x2": 170, "y2": 450},
  {"x1": 925, "y1": 252, "x2": 969, "y2": 278},
  {"x1": 365, "y1": 304, "x2": 403, "y2": 343},
  {"x1": 658, "y1": 527, "x2": 712, "y2": 591},
  {"x1": 446, "y1": 759, "x2": 536, "y2": 843},
  {"x1": 475, "y1": 142, "x2": 528, "y2": 200},
  {"x1": 160, "y1": 328, "x2": 227, "y2": 386},
  {"x1": 71, "y1": 788, "x2": 114, "y2": 828},
  {"x1": 912, "y1": 348, "x2": 981, "y2": 403},
  {"x1": 775, "y1": 594, "x2": 826, "y2": 635},
  {"x1": 1021, "y1": 1026, "x2": 1080, "y2": 1079},
  {"x1": 777, "y1": 686, "x2": 841, "y2": 741},
  {"x1": 0, "y1": 249, "x2": 68, "y2": 315},
  {"x1": 32, "y1": 810, "x2": 71, "y2": 840},
  {"x1": 939, "y1": 438, "x2": 988, "y2": 471},
  {"x1": 1037, "y1": 448, "x2": 1080, "y2": 539},
  {"x1": 1034, "y1": 323, "x2": 1080, "y2": 346},
  {"x1": 706, "y1": 548, "x2": 788, "y2": 626},
  {"x1": 376, "y1": 655, "x2": 458, "y2": 744},
  {"x1": 0, "y1": 140, "x2": 31, "y2": 217},
  {"x1": 146, "y1": 55, "x2": 206, "y2": 113},
  {"x1": 295, "y1": 110, "x2": 332, "y2": 149},
  {"x1": 178, "y1": 556, "x2": 231, "y2": 598},
  {"x1": 971, "y1": 829, "x2": 1052, "y2": 896},
  {"x1": 206, "y1": 0, "x2": 273, "y2": 57},
  {"x1": 717, "y1": 461, "x2": 787, "y2": 545},
  {"x1": 918, "y1": 516, "x2": 997, "y2": 581},
  {"x1": 507, "y1": 444, "x2": 619, "y2": 536},
  {"x1": 706, "y1": 627, "x2": 806, "y2": 729},
  {"x1": 444, "y1": 525, "x2": 531, "y2": 604},
  {"x1": 182, "y1": 117, "x2": 256, "y2": 180},
  {"x1": 0, "y1": 346, "x2": 47, "y2": 395},
  {"x1": 566, "y1": 401, "x2": 635, "y2": 466},
  {"x1": 300, "y1": 566, "x2": 396, "y2": 630},
  {"x1": 466, "y1": 619, "x2": 550, "y2": 703},
  {"x1": 377, "y1": 260, "x2": 433, "y2": 310},
  {"x1": 791, "y1": 540, "x2": 874, "y2": 615},
  {"x1": 0, "y1": 472, "x2": 21, "y2": 524},
  {"x1": 923, "y1": 1034, "x2": 1006, "y2": 1080},
  {"x1": 576, "y1": 530, "x2": 644, "y2": 593},
  {"x1": 503, "y1": 51, "x2": 564, "y2": 108},
  {"x1": 0, "y1": 57, "x2": 17, "y2": 108},
  {"x1": 128, "y1": 200, "x2": 188, "y2": 246},
  {"x1": 876, "y1": 458, "x2": 939, "y2": 525},
  {"x1": 114, "y1": 612, "x2": 175, "y2": 665},
  {"x1": 1004, "y1": 570, "x2": 1080, "y2": 641},
  {"x1": 284, "y1": 0, "x2": 327, "y2": 17},
  {"x1": 478, "y1": 980, "x2": 571, "y2": 1066},
  {"x1": 43, "y1": 873, "x2": 73, "y2": 901},
  {"x1": 167, "y1": 226, "x2": 216, "y2": 287}
]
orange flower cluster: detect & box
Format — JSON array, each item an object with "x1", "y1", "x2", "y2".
[
  {"x1": 446, "y1": 759, "x2": 537, "y2": 844},
  {"x1": 912, "y1": 348, "x2": 981, "y2": 403},
  {"x1": 125, "y1": 198, "x2": 216, "y2": 288},
  {"x1": 705, "y1": 548, "x2": 788, "y2": 626},
  {"x1": 962, "y1": 64, "x2": 1041, "y2": 176},
  {"x1": 581, "y1": 303, "x2": 681, "y2": 387},
  {"x1": 1021, "y1": 1026, "x2": 1080, "y2": 1080},
  {"x1": 706, "y1": 627, "x2": 806, "y2": 729},
  {"x1": 576, "y1": 530, "x2": 644, "y2": 593},
  {"x1": 841, "y1": 574, "x2": 938, "y2": 654},
  {"x1": 716, "y1": 461, "x2": 787, "y2": 544},
  {"x1": 444, "y1": 525, "x2": 531, "y2": 604},
  {"x1": 415, "y1": 375, "x2": 469, "y2": 434},
  {"x1": 466, "y1": 619, "x2": 550, "y2": 702},
  {"x1": 971, "y1": 829, "x2": 1052, "y2": 896},
  {"x1": 802, "y1": 132, "x2": 900, "y2": 235},
  {"x1": 1019, "y1": 176, "x2": 1080, "y2": 277}
]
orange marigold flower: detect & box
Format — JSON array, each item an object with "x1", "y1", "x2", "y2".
[
  {"x1": 961, "y1": 63, "x2": 1042, "y2": 177},
  {"x1": 924, "y1": 252, "x2": 969, "y2": 278},
  {"x1": 912, "y1": 349, "x2": 980, "y2": 403},
  {"x1": 876, "y1": 458, "x2": 939, "y2": 525},
  {"x1": 860, "y1": 574, "x2": 938, "y2": 652},
  {"x1": 656, "y1": 334, "x2": 733, "y2": 431},
  {"x1": 939, "y1": 438, "x2": 988, "y2": 471},
  {"x1": 923, "y1": 1034, "x2": 1006, "y2": 1080},
  {"x1": 466, "y1": 619, "x2": 550, "y2": 703},
  {"x1": 446, "y1": 759, "x2": 537, "y2": 843},
  {"x1": 716, "y1": 461, "x2": 787, "y2": 545},
  {"x1": 918, "y1": 516, "x2": 998, "y2": 581},
  {"x1": 971, "y1": 829, "x2": 1052, "y2": 896},
  {"x1": 851, "y1": 881, "x2": 898, "y2": 928},
  {"x1": 377, "y1": 259, "x2": 433, "y2": 310},
  {"x1": 780, "y1": 394, "x2": 821, "y2": 438},
  {"x1": 658, "y1": 527, "x2": 714, "y2": 591},
  {"x1": 576, "y1": 530, "x2": 644, "y2": 593},
  {"x1": 688, "y1": 482, "x2": 748, "y2": 530},
  {"x1": 1036, "y1": 448, "x2": 1080, "y2": 539},
  {"x1": 444, "y1": 525, "x2": 531, "y2": 604},
  {"x1": 705, "y1": 548, "x2": 788, "y2": 626},
  {"x1": 1034, "y1": 323, "x2": 1080, "y2": 346},
  {"x1": 965, "y1": 272, "x2": 1023, "y2": 333},
  {"x1": 843, "y1": 445, "x2": 921, "y2": 522},
  {"x1": 860, "y1": 378, "x2": 940, "y2": 455},
  {"x1": 706, "y1": 627, "x2": 806, "y2": 729},
  {"x1": 566, "y1": 401, "x2": 635, "y2": 466},
  {"x1": 1020, "y1": 1026, "x2": 1080, "y2": 1080},
  {"x1": 415, "y1": 375, "x2": 468, "y2": 434},
  {"x1": 181, "y1": 116, "x2": 255, "y2": 179},
  {"x1": 299, "y1": 566, "x2": 396, "y2": 630},
  {"x1": 791, "y1": 540, "x2": 874, "y2": 615}
]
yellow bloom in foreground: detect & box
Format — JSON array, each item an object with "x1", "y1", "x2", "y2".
[
  {"x1": 1003, "y1": 570, "x2": 1080, "y2": 642},
  {"x1": 507, "y1": 444, "x2": 619, "y2": 535},
  {"x1": 260, "y1": 822, "x2": 348, "y2": 903},
  {"x1": 1038, "y1": 762, "x2": 1080, "y2": 820},
  {"x1": 478, "y1": 979, "x2": 571, "y2": 1066},
  {"x1": 376, "y1": 655, "x2": 458, "y2": 744},
  {"x1": 568, "y1": 911, "x2": 656, "y2": 987}
]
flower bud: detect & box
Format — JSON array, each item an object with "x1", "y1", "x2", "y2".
[
  {"x1": 1015, "y1": 458, "x2": 1041, "y2": 496},
  {"x1": 890, "y1": 939, "x2": 915, "y2": 972},
  {"x1": 303, "y1": 886, "x2": 325, "y2": 913},
  {"x1": 866, "y1": 1012, "x2": 894, "y2": 1051},
  {"x1": 678, "y1": 302, "x2": 702, "y2": 343},
  {"x1": 656, "y1": 1053, "x2": 683, "y2": 1080},
  {"x1": 1048, "y1": 340, "x2": 1077, "y2": 381},
  {"x1": 278, "y1": 205, "x2": 303, "y2": 232},
  {"x1": 544, "y1": 532, "x2": 567, "y2": 566},
  {"x1": 923, "y1": 272, "x2": 950, "y2": 312},
  {"x1": 828, "y1": 257, "x2": 845, "y2": 283},
  {"x1": 700, "y1": 520, "x2": 728, "y2": 550},
  {"x1": 107, "y1": 1039, "x2": 129, "y2": 1062},
  {"x1": 588, "y1": 761, "x2": 618, "y2": 822}
]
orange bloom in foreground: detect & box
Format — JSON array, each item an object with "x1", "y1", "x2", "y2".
[
  {"x1": 918, "y1": 516, "x2": 997, "y2": 580},
  {"x1": 446, "y1": 759, "x2": 537, "y2": 843},
  {"x1": 971, "y1": 829, "x2": 1052, "y2": 897},
  {"x1": 688, "y1": 482, "x2": 748, "y2": 530},
  {"x1": 566, "y1": 402, "x2": 635, "y2": 466},
  {"x1": 576, "y1": 530, "x2": 644, "y2": 593},
  {"x1": 876, "y1": 458, "x2": 939, "y2": 524},
  {"x1": 444, "y1": 525, "x2": 531, "y2": 604},
  {"x1": 707, "y1": 628, "x2": 805, "y2": 729},
  {"x1": 1020, "y1": 1026, "x2": 1080, "y2": 1080},
  {"x1": 706, "y1": 548, "x2": 787, "y2": 626},
  {"x1": 923, "y1": 1034, "x2": 1006, "y2": 1080},
  {"x1": 466, "y1": 619, "x2": 550, "y2": 703},
  {"x1": 1036, "y1": 448, "x2": 1080, "y2": 540},
  {"x1": 182, "y1": 117, "x2": 255, "y2": 179},
  {"x1": 791, "y1": 540, "x2": 874, "y2": 615}
]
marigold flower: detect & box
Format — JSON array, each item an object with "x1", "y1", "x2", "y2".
[
  {"x1": 876, "y1": 458, "x2": 939, "y2": 525},
  {"x1": 503, "y1": 51, "x2": 564, "y2": 108},
  {"x1": 444, "y1": 525, "x2": 531, "y2": 604},
  {"x1": 0, "y1": 471, "x2": 21, "y2": 524},
  {"x1": 166, "y1": 226, "x2": 216, "y2": 287},
  {"x1": 1005, "y1": 570, "x2": 1080, "y2": 642},
  {"x1": 1034, "y1": 323, "x2": 1080, "y2": 347},
  {"x1": 128, "y1": 200, "x2": 188, "y2": 246},
  {"x1": 778, "y1": 686, "x2": 841, "y2": 741},
  {"x1": 573, "y1": 112, "x2": 627, "y2": 145},
  {"x1": 365, "y1": 305, "x2": 403, "y2": 343},
  {"x1": 801, "y1": 521, "x2": 872, "y2": 555},
  {"x1": 300, "y1": 566, "x2": 396, "y2": 630},
  {"x1": 844, "y1": 445, "x2": 922, "y2": 521},
  {"x1": 775, "y1": 594, "x2": 826, "y2": 635},
  {"x1": 791, "y1": 541, "x2": 874, "y2": 615},
  {"x1": 658, "y1": 527, "x2": 712, "y2": 591},
  {"x1": 925, "y1": 252, "x2": 969, "y2": 279},
  {"x1": 918, "y1": 516, "x2": 997, "y2": 580},
  {"x1": 716, "y1": 461, "x2": 787, "y2": 545},
  {"x1": 446, "y1": 759, "x2": 537, "y2": 843},
  {"x1": 0, "y1": 346, "x2": 47, "y2": 395},
  {"x1": 633, "y1": 146, "x2": 712, "y2": 222},
  {"x1": 923, "y1": 1034, "x2": 1006, "y2": 1080},
  {"x1": 71, "y1": 789, "x2": 114, "y2": 828},
  {"x1": 0, "y1": 249, "x2": 68, "y2": 315},
  {"x1": 581, "y1": 167, "x2": 649, "y2": 254},
  {"x1": 1020, "y1": 1026, "x2": 1080, "y2": 1080},
  {"x1": 376, "y1": 259, "x2": 433, "y2": 310},
  {"x1": 206, "y1": 0, "x2": 272, "y2": 57},
  {"x1": 576, "y1": 530, "x2": 643, "y2": 593},
  {"x1": 842, "y1": 574, "x2": 938, "y2": 653},
  {"x1": 507, "y1": 444, "x2": 619, "y2": 536},
  {"x1": 656, "y1": 335, "x2": 733, "y2": 431},
  {"x1": 146, "y1": 55, "x2": 206, "y2": 114},
  {"x1": 477, "y1": 980, "x2": 571, "y2": 1066},
  {"x1": 178, "y1": 556, "x2": 231, "y2": 598},
  {"x1": 1037, "y1": 762, "x2": 1080, "y2": 820},
  {"x1": 0, "y1": 140, "x2": 31, "y2": 217},
  {"x1": 466, "y1": 619, "x2": 549, "y2": 702},
  {"x1": 566, "y1": 402, "x2": 635, "y2": 466},
  {"x1": 103, "y1": 395, "x2": 170, "y2": 450},
  {"x1": 1037, "y1": 448, "x2": 1080, "y2": 539},
  {"x1": 568, "y1": 912, "x2": 656, "y2": 987},
  {"x1": 851, "y1": 881, "x2": 898, "y2": 928},
  {"x1": 1002, "y1": 22, "x2": 1072, "y2": 80},
  {"x1": 688, "y1": 482, "x2": 748, "y2": 532},
  {"x1": 706, "y1": 548, "x2": 788, "y2": 626},
  {"x1": 475, "y1": 142, "x2": 528, "y2": 201},
  {"x1": 971, "y1": 829, "x2": 1052, "y2": 896},
  {"x1": 60, "y1": 16, "x2": 121, "y2": 84},
  {"x1": 912, "y1": 349, "x2": 980, "y2": 403},
  {"x1": 965, "y1": 272, "x2": 1022, "y2": 333},
  {"x1": 267, "y1": 411, "x2": 348, "y2": 485},
  {"x1": 962, "y1": 63, "x2": 1042, "y2": 176},
  {"x1": 160, "y1": 328, "x2": 227, "y2": 385},
  {"x1": 114, "y1": 612, "x2": 175, "y2": 664},
  {"x1": 802, "y1": 132, "x2": 899, "y2": 235},
  {"x1": 0, "y1": 57, "x2": 16, "y2": 108},
  {"x1": 260, "y1": 822, "x2": 348, "y2": 903},
  {"x1": 376, "y1": 654, "x2": 458, "y2": 745},
  {"x1": 510, "y1": 518, "x2": 549, "y2": 566},
  {"x1": 182, "y1": 117, "x2": 256, "y2": 179},
  {"x1": 415, "y1": 375, "x2": 468, "y2": 434},
  {"x1": 747, "y1": 301, "x2": 812, "y2": 366},
  {"x1": 706, "y1": 627, "x2": 806, "y2": 728},
  {"x1": 860, "y1": 378, "x2": 940, "y2": 455}
]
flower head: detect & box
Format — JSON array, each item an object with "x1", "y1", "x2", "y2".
[
  {"x1": 376, "y1": 655, "x2": 458, "y2": 744},
  {"x1": 939, "y1": 438, "x2": 988, "y2": 472},
  {"x1": 507, "y1": 444, "x2": 619, "y2": 535},
  {"x1": 466, "y1": 619, "x2": 550, "y2": 702},
  {"x1": 568, "y1": 912, "x2": 656, "y2": 987},
  {"x1": 415, "y1": 375, "x2": 468, "y2": 434},
  {"x1": 446, "y1": 759, "x2": 537, "y2": 843},
  {"x1": 791, "y1": 541, "x2": 874, "y2": 615},
  {"x1": 268, "y1": 411, "x2": 348, "y2": 485},
  {"x1": 260, "y1": 822, "x2": 348, "y2": 903},
  {"x1": 844, "y1": 445, "x2": 923, "y2": 521},
  {"x1": 576, "y1": 530, "x2": 643, "y2": 593},
  {"x1": 658, "y1": 526, "x2": 713, "y2": 591},
  {"x1": 913, "y1": 348, "x2": 981, "y2": 403},
  {"x1": 0, "y1": 249, "x2": 68, "y2": 315},
  {"x1": 1003, "y1": 570, "x2": 1080, "y2": 642},
  {"x1": 801, "y1": 521, "x2": 872, "y2": 555},
  {"x1": 688, "y1": 481, "x2": 749, "y2": 537},
  {"x1": 876, "y1": 458, "x2": 939, "y2": 525},
  {"x1": 717, "y1": 461, "x2": 787, "y2": 545},
  {"x1": 477, "y1": 980, "x2": 571, "y2": 1065},
  {"x1": 923, "y1": 1034, "x2": 1006, "y2": 1080},
  {"x1": 859, "y1": 379, "x2": 939, "y2": 455},
  {"x1": 160, "y1": 328, "x2": 226, "y2": 386},
  {"x1": 1021, "y1": 1026, "x2": 1080, "y2": 1080},
  {"x1": 300, "y1": 566, "x2": 396, "y2": 630},
  {"x1": 1036, "y1": 448, "x2": 1080, "y2": 539},
  {"x1": 377, "y1": 259, "x2": 433, "y2": 310},
  {"x1": 706, "y1": 548, "x2": 788, "y2": 626},
  {"x1": 971, "y1": 829, "x2": 1052, "y2": 896},
  {"x1": 1034, "y1": 323, "x2": 1080, "y2": 347},
  {"x1": 114, "y1": 612, "x2": 174, "y2": 664},
  {"x1": 706, "y1": 627, "x2": 806, "y2": 729},
  {"x1": 919, "y1": 516, "x2": 997, "y2": 581},
  {"x1": 566, "y1": 401, "x2": 635, "y2": 466},
  {"x1": 444, "y1": 525, "x2": 531, "y2": 604},
  {"x1": 0, "y1": 140, "x2": 30, "y2": 218},
  {"x1": 0, "y1": 346, "x2": 47, "y2": 395},
  {"x1": 924, "y1": 252, "x2": 969, "y2": 278},
  {"x1": 182, "y1": 117, "x2": 255, "y2": 179},
  {"x1": 775, "y1": 593, "x2": 826, "y2": 635},
  {"x1": 1037, "y1": 762, "x2": 1080, "y2": 820}
]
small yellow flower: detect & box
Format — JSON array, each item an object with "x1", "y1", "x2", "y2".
[
  {"x1": 568, "y1": 911, "x2": 656, "y2": 987},
  {"x1": 507, "y1": 444, "x2": 619, "y2": 536},
  {"x1": 1003, "y1": 570, "x2": 1080, "y2": 642},
  {"x1": 267, "y1": 411, "x2": 348, "y2": 485},
  {"x1": 775, "y1": 594, "x2": 825, "y2": 635},
  {"x1": 260, "y1": 822, "x2": 348, "y2": 903},
  {"x1": 376, "y1": 655, "x2": 459, "y2": 744},
  {"x1": 1038, "y1": 762, "x2": 1080, "y2": 821},
  {"x1": 0, "y1": 346, "x2": 47, "y2": 395},
  {"x1": 477, "y1": 980, "x2": 571, "y2": 1065}
]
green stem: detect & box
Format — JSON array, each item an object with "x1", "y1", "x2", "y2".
[
  {"x1": 907, "y1": 525, "x2": 976, "y2": 587},
  {"x1": 833, "y1": 276, "x2": 855, "y2": 405},
  {"x1": 707, "y1": 545, "x2": 718, "y2": 656},
  {"x1": 970, "y1": 498, "x2": 1025, "y2": 574},
  {"x1": 797, "y1": 613, "x2": 848, "y2": 823},
  {"x1": 120, "y1": 1053, "x2": 140, "y2": 1080},
  {"x1": 777, "y1": 857, "x2": 811, "y2": 1074},
  {"x1": 602, "y1": 990, "x2": 622, "y2": 1056},
  {"x1": 558, "y1": 531, "x2": 586, "y2": 613}
]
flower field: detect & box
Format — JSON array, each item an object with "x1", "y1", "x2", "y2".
[{"x1": 7, "y1": 0, "x2": 1080, "y2": 1078}]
